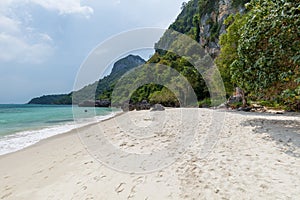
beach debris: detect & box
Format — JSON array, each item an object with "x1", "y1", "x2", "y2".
[
  {"x1": 249, "y1": 104, "x2": 285, "y2": 114},
  {"x1": 265, "y1": 109, "x2": 284, "y2": 114}
]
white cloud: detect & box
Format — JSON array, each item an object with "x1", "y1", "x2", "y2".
[
  {"x1": 0, "y1": 33, "x2": 54, "y2": 64},
  {"x1": 0, "y1": 15, "x2": 20, "y2": 34},
  {"x1": 1, "y1": 0, "x2": 94, "y2": 17},
  {"x1": 30, "y1": 0, "x2": 94, "y2": 18},
  {"x1": 0, "y1": 12, "x2": 54, "y2": 64},
  {"x1": 113, "y1": 0, "x2": 121, "y2": 6},
  {"x1": 0, "y1": 0, "x2": 93, "y2": 64},
  {"x1": 0, "y1": 0, "x2": 14, "y2": 8},
  {"x1": 39, "y1": 33, "x2": 53, "y2": 42}
]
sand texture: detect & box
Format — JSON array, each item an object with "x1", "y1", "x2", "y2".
[{"x1": 0, "y1": 108, "x2": 299, "y2": 199}]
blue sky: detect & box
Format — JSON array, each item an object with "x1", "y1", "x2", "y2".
[{"x1": 0, "y1": 0, "x2": 186, "y2": 104}]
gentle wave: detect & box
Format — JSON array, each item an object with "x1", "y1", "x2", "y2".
[
  {"x1": 0, "y1": 112, "x2": 120, "y2": 156},
  {"x1": 46, "y1": 119, "x2": 74, "y2": 124}
]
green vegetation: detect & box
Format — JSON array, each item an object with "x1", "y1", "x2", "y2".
[
  {"x1": 232, "y1": 0, "x2": 249, "y2": 8},
  {"x1": 149, "y1": 87, "x2": 180, "y2": 107},
  {"x1": 199, "y1": 0, "x2": 218, "y2": 16},
  {"x1": 146, "y1": 52, "x2": 209, "y2": 105},
  {"x1": 170, "y1": 0, "x2": 199, "y2": 36},
  {"x1": 28, "y1": 94, "x2": 72, "y2": 105},
  {"x1": 257, "y1": 100, "x2": 283, "y2": 110},
  {"x1": 110, "y1": 60, "x2": 202, "y2": 107},
  {"x1": 218, "y1": 0, "x2": 300, "y2": 110},
  {"x1": 217, "y1": 13, "x2": 247, "y2": 95},
  {"x1": 198, "y1": 98, "x2": 211, "y2": 107},
  {"x1": 169, "y1": 0, "x2": 223, "y2": 43},
  {"x1": 150, "y1": 0, "x2": 299, "y2": 111},
  {"x1": 130, "y1": 84, "x2": 164, "y2": 104}
]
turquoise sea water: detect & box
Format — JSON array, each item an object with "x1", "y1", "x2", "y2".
[{"x1": 0, "y1": 104, "x2": 118, "y2": 155}]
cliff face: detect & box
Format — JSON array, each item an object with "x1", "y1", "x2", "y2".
[
  {"x1": 144, "y1": 0, "x2": 250, "y2": 103},
  {"x1": 169, "y1": 0, "x2": 249, "y2": 58},
  {"x1": 111, "y1": 55, "x2": 145, "y2": 75},
  {"x1": 199, "y1": 0, "x2": 248, "y2": 58}
]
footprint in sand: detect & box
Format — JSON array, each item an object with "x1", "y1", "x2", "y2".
[
  {"x1": 115, "y1": 182, "x2": 126, "y2": 193},
  {"x1": 1, "y1": 192, "x2": 12, "y2": 199}
]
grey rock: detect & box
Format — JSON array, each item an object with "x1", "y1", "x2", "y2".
[
  {"x1": 227, "y1": 87, "x2": 247, "y2": 108},
  {"x1": 121, "y1": 100, "x2": 151, "y2": 111},
  {"x1": 135, "y1": 100, "x2": 151, "y2": 111},
  {"x1": 78, "y1": 99, "x2": 111, "y2": 107},
  {"x1": 151, "y1": 104, "x2": 165, "y2": 112}
]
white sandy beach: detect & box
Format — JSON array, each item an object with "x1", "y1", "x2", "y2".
[{"x1": 0, "y1": 108, "x2": 299, "y2": 199}]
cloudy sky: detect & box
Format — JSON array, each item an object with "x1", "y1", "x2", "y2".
[{"x1": 0, "y1": 0, "x2": 186, "y2": 104}]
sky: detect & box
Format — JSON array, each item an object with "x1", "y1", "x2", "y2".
[{"x1": 0, "y1": 0, "x2": 186, "y2": 104}]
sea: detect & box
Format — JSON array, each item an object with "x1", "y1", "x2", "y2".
[{"x1": 0, "y1": 104, "x2": 120, "y2": 156}]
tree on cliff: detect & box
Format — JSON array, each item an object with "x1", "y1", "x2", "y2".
[{"x1": 218, "y1": 0, "x2": 300, "y2": 110}]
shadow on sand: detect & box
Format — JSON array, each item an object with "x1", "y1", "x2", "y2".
[{"x1": 240, "y1": 117, "x2": 300, "y2": 158}]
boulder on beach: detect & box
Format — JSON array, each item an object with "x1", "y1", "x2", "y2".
[
  {"x1": 151, "y1": 104, "x2": 165, "y2": 111},
  {"x1": 121, "y1": 100, "x2": 151, "y2": 111},
  {"x1": 135, "y1": 100, "x2": 151, "y2": 111},
  {"x1": 226, "y1": 87, "x2": 247, "y2": 109}
]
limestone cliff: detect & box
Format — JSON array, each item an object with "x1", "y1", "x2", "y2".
[{"x1": 169, "y1": 0, "x2": 249, "y2": 58}]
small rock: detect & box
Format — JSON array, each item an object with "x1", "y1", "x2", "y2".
[
  {"x1": 151, "y1": 104, "x2": 165, "y2": 111},
  {"x1": 237, "y1": 107, "x2": 252, "y2": 112},
  {"x1": 217, "y1": 103, "x2": 227, "y2": 109}
]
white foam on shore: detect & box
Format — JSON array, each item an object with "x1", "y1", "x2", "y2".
[{"x1": 0, "y1": 112, "x2": 120, "y2": 156}]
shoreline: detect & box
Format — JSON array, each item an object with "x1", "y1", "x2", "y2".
[
  {"x1": 0, "y1": 110, "x2": 123, "y2": 156},
  {"x1": 2, "y1": 107, "x2": 298, "y2": 158},
  {"x1": 0, "y1": 108, "x2": 299, "y2": 199}
]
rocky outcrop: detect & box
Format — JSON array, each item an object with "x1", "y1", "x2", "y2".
[
  {"x1": 135, "y1": 100, "x2": 151, "y2": 111},
  {"x1": 225, "y1": 87, "x2": 247, "y2": 109},
  {"x1": 110, "y1": 55, "x2": 145, "y2": 75},
  {"x1": 96, "y1": 100, "x2": 111, "y2": 107},
  {"x1": 78, "y1": 100, "x2": 111, "y2": 107},
  {"x1": 198, "y1": 0, "x2": 249, "y2": 58},
  {"x1": 121, "y1": 100, "x2": 151, "y2": 111}
]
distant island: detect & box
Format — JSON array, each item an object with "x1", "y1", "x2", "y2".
[
  {"x1": 28, "y1": 94, "x2": 72, "y2": 105},
  {"x1": 28, "y1": 55, "x2": 146, "y2": 106}
]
